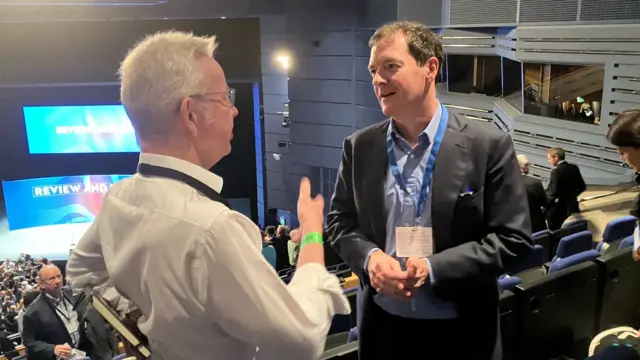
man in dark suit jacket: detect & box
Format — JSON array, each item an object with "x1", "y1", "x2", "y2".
[
  {"x1": 546, "y1": 147, "x2": 587, "y2": 230},
  {"x1": 326, "y1": 21, "x2": 533, "y2": 360},
  {"x1": 517, "y1": 154, "x2": 549, "y2": 233},
  {"x1": 22, "y1": 265, "x2": 90, "y2": 360},
  {"x1": 272, "y1": 225, "x2": 292, "y2": 271},
  {"x1": 0, "y1": 324, "x2": 16, "y2": 354}
]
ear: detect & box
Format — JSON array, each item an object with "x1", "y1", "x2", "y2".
[
  {"x1": 425, "y1": 57, "x2": 439, "y2": 83},
  {"x1": 179, "y1": 97, "x2": 199, "y2": 138}
]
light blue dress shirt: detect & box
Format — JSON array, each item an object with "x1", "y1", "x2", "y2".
[{"x1": 365, "y1": 103, "x2": 458, "y2": 319}]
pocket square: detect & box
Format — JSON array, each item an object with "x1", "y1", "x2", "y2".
[{"x1": 459, "y1": 189, "x2": 474, "y2": 198}]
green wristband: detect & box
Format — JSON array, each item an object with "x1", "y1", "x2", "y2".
[{"x1": 301, "y1": 232, "x2": 323, "y2": 247}]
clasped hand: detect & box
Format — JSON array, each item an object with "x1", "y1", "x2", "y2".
[{"x1": 368, "y1": 251, "x2": 430, "y2": 300}]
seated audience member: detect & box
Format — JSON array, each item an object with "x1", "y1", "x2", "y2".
[
  {"x1": 22, "y1": 265, "x2": 92, "y2": 360},
  {"x1": 606, "y1": 109, "x2": 640, "y2": 261},
  {"x1": 66, "y1": 31, "x2": 349, "y2": 360},
  {"x1": 288, "y1": 230, "x2": 301, "y2": 266},
  {"x1": 4, "y1": 305, "x2": 18, "y2": 333},
  {"x1": 263, "y1": 225, "x2": 276, "y2": 246},
  {"x1": 0, "y1": 324, "x2": 15, "y2": 354},
  {"x1": 273, "y1": 225, "x2": 292, "y2": 270},
  {"x1": 18, "y1": 289, "x2": 41, "y2": 333}
]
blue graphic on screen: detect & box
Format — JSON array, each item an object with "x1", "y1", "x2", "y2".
[
  {"x1": 23, "y1": 105, "x2": 140, "y2": 154},
  {"x1": 2, "y1": 174, "x2": 131, "y2": 231}
]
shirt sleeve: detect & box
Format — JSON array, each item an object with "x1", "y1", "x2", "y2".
[
  {"x1": 199, "y1": 210, "x2": 350, "y2": 360},
  {"x1": 67, "y1": 220, "x2": 110, "y2": 292}
]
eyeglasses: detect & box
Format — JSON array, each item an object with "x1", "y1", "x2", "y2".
[
  {"x1": 42, "y1": 274, "x2": 62, "y2": 284},
  {"x1": 188, "y1": 87, "x2": 236, "y2": 108}
]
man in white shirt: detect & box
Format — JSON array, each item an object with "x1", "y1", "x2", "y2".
[{"x1": 66, "y1": 30, "x2": 350, "y2": 360}]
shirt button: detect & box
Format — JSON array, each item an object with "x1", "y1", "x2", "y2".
[
  {"x1": 407, "y1": 188, "x2": 412, "y2": 193},
  {"x1": 410, "y1": 154, "x2": 415, "y2": 159}
]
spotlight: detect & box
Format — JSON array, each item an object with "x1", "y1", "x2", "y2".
[{"x1": 275, "y1": 53, "x2": 291, "y2": 70}]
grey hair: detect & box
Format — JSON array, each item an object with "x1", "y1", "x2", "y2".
[
  {"x1": 516, "y1": 154, "x2": 530, "y2": 167},
  {"x1": 119, "y1": 30, "x2": 218, "y2": 139}
]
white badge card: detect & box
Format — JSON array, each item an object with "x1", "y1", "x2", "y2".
[
  {"x1": 395, "y1": 226, "x2": 433, "y2": 258},
  {"x1": 68, "y1": 349, "x2": 87, "y2": 360}
]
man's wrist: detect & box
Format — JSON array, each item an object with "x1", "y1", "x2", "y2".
[
  {"x1": 425, "y1": 258, "x2": 436, "y2": 285},
  {"x1": 301, "y1": 232, "x2": 323, "y2": 248},
  {"x1": 363, "y1": 248, "x2": 381, "y2": 274}
]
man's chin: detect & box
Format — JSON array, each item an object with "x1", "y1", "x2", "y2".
[{"x1": 381, "y1": 105, "x2": 394, "y2": 117}]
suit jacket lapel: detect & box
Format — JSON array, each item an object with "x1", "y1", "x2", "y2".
[
  {"x1": 364, "y1": 120, "x2": 389, "y2": 249},
  {"x1": 42, "y1": 293, "x2": 73, "y2": 344},
  {"x1": 432, "y1": 112, "x2": 468, "y2": 251}
]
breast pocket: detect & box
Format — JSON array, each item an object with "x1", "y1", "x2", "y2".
[
  {"x1": 454, "y1": 187, "x2": 485, "y2": 224},
  {"x1": 457, "y1": 187, "x2": 484, "y2": 208}
]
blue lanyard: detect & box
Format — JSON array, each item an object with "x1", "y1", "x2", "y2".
[{"x1": 386, "y1": 105, "x2": 448, "y2": 219}]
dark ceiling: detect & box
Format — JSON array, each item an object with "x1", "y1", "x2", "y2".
[{"x1": 0, "y1": 0, "x2": 285, "y2": 22}]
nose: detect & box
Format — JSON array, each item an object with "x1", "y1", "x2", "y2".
[
  {"x1": 232, "y1": 106, "x2": 239, "y2": 118},
  {"x1": 372, "y1": 71, "x2": 386, "y2": 88}
]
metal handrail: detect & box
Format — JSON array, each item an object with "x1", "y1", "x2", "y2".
[{"x1": 579, "y1": 185, "x2": 639, "y2": 202}]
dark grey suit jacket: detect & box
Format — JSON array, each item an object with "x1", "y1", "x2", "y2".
[{"x1": 326, "y1": 111, "x2": 533, "y2": 359}]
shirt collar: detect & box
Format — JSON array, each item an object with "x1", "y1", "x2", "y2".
[
  {"x1": 138, "y1": 153, "x2": 223, "y2": 193},
  {"x1": 555, "y1": 160, "x2": 566, "y2": 168},
  {"x1": 388, "y1": 101, "x2": 443, "y2": 144},
  {"x1": 45, "y1": 293, "x2": 62, "y2": 307}
]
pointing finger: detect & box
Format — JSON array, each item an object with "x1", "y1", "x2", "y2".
[{"x1": 299, "y1": 177, "x2": 311, "y2": 198}]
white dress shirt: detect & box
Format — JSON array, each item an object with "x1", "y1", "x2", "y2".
[{"x1": 66, "y1": 153, "x2": 350, "y2": 360}]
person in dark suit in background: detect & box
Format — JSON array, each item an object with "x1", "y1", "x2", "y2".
[
  {"x1": 0, "y1": 324, "x2": 15, "y2": 354},
  {"x1": 273, "y1": 225, "x2": 292, "y2": 271},
  {"x1": 517, "y1": 154, "x2": 549, "y2": 233},
  {"x1": 326, "y1": 21, "x2": 533, "y2": 360},
  {"x1": 546, "y1": 147, "x2": 586, "y2": 230},
  {"x1": 22, "y1": 265, "x2": 91, "y2": 360}
]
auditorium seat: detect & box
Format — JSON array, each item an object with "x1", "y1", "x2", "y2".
[
  {"x1": 327, "y1": 264, "x2": 340, "y2": 272},
  {"x1": 344, "y1": 327, "x2": 357, "y2": 343},
  {"x1": 596, "y1": 216, "x2": 636, "y2": 254},
  {"x1": 498, "y1": 276, "x2": 522, "y2": 292},
  {"x1": 552, "y1": 230, "x2": 593, "y2": 262},
  {"x1": 532, "y1": 230, "x2": 553, "y2": 262},
  {"x1": 321, "y1": 341, "x2": 358, "y2": 360},
  {"x1": 510, "y1": 245, "x2": 547, "y2": 282},
  {"x1": 499, "y1": 291, "x2": 517, "y2": 360},
  {"x1": 551, "y1": 219, "x2": 589, "y2": 256},
  {"x1": 563, "y1": 218, "x2": 589, "y2": 231},
  {"x1": 515, "y1": 261, "x2": 599, "y2": 360},
  {"x1": 548, "y1": 250, "x2": 600, "y2": 274},
  {"x1": 619, "y1": 234, "x2": 634, "y2": 250},
  {"x1": 595, "y1": 247, "x2": 640, "y2": 332}
]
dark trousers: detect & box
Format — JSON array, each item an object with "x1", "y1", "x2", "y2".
[{"x1": 359, "y1": 300, "x2": 471, "y2": 360}]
